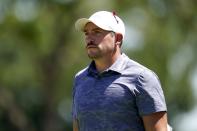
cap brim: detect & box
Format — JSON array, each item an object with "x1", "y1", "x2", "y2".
[{"x1": 75, "y1": 18, "x2": 91, "y2": 31}]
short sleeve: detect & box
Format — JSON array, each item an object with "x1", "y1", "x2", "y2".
[{"x1": 135, "y1": 69, "x2": 167, "y2": 116}]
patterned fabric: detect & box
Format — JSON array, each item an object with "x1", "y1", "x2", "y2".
[{"x1": 72, "y1": 53, "x2": 167, "y2": 131}]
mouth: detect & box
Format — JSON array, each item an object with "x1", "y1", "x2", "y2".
[
  {"x1": 86, "y1": 42, "x2": 97, "y2": 49},
  {"x1": 86, "y1": 45, "x2": 97, "y2": 49}
]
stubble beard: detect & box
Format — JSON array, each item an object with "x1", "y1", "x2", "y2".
[
  {"x1": 86, "y1": 43, "x2": 117, "y2": 60},
  {"x1": 87, "y1": 49, "x2": 101, "y2": 59}
]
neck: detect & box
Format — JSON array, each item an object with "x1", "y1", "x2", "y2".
[{"x1": 94, "y1": 52, "x2": 121, "y2": 73}]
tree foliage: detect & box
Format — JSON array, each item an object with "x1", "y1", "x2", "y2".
[{"x1": 0, "y1": 0, "x2": 196, "y2": 130}]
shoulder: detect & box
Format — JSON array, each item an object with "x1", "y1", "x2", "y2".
[
  {"x1": 134, "y1": 66, "x2": 163, "y2": 100},
  {"x1": 73, "y1": 66, "x2": 89, "y2": 90},
  {"x1": 138, "y1": 68, "x2": 161, "y2": 87},
  {"x1": 122, "y1": 54, "x2": 161, "y2": 88},
  {"x1": 123, "y1": 54, "x2": 159, "y2": 78},
  {"x1": 75, "y1": 67, "x2": 89, "y2": 79},
  {"x1": 121, "y1": 54, "x2": 148, "y2": 76}
]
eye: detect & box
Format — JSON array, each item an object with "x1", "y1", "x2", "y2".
[
  {"x1": 84, "y1": 32, "x2": 89, "y2": 36},
  {"x1": 93, "y1": 30, "x2": 103, "y2": 36},
  {"x1": 94, "y1": 30, "x2": 100, "y2": 33}
]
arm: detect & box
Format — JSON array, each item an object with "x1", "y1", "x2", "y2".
[
  {"x1": 142, "y1": 111, "x2": 168, "y2": 131},
  {"x1": 73, "y1": 119, "x2": 79, "y2": 131}
]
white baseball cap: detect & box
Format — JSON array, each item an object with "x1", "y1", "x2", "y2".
[{"x1": 75, "y1": 11, "x2": 125, "y2": 40}]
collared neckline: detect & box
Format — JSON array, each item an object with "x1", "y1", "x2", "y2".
[
  {"x1": 87, "y1": 53, "x2": 128, "y2": 77},
  {"x1": 108, "y1": 53, "x2": 128, "y2": 73}
]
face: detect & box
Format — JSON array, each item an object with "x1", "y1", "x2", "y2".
[{"x1": 83, "y1": 22, "x2": 116, "y2": 59}]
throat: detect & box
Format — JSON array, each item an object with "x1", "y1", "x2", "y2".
[{"x1": 94, "y1": 57, "x2": 116, "y2": 73}]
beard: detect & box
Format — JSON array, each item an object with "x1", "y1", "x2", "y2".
[
  {"x1": 86, "y1": 41, "x2": 117, "y2": 60},
  {"x1": 87, "y1": 48, "x2": 102, "y2": 59}
]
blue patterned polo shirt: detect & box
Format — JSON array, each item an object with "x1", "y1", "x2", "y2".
[{"x1": 72, "y1": 53, "x2": 167, "y2": 131}]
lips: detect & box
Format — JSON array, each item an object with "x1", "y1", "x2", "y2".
[{"x1": 86, "y1": 42, "x2": 97, "y2": 49}]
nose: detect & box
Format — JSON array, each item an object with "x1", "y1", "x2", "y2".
[{"x1": 85, "y1": 33, "x2": 94, "y2": 44}]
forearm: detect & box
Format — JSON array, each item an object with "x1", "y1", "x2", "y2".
[{"x1": 73, "y1": 119, "x2": 79, "y2": 131}]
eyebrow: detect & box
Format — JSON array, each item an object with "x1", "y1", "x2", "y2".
[{"x1": 84, "y1": 27, "x2": 104, "y2": 32}]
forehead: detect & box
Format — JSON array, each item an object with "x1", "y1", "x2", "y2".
[{"x1": 84, "y1": 22, "x2": 104, "y2": 32}]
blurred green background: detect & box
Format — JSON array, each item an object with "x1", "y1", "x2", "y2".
[{"x1": 0, "y1": 0, "x2": 196, "y2": 131}]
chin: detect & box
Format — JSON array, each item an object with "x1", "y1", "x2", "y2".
[
  {"x1": 87, "y1": 54, "x2": 96, "y2": 59},
  {"x1": 87, "y1": 49, "x2": 103, "y2": 59},
  {"x1": 87, "y1": 53, "x2": 100, "y2": 59}
]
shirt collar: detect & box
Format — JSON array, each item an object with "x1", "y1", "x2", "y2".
[
  {"x1": 108, "y1": 53, "x2": 128, "y2": 73},
  {"x1": 88, "y1": 61, "x2": 98, "y2": 76},
  {"x1": 88, "y1": 53, "x2": 128, "y2": 76}
]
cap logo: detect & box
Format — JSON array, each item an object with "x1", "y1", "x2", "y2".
[{"x1": 112, "y1": 11, "x2": 119, "y2": 24}]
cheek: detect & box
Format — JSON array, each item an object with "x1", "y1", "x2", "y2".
[
  {"x1": 98, "y1": 41, "x2": 115, "y2": 52},
  {"x1": 94, "y1": 37, "x2": 104, "y2": 45},
  {"x1": 96, "y1": 34, "x2": 115, "y2": 49},
  {"x1": 103, "y1": 37, "x2": 115, "y2": 47}
]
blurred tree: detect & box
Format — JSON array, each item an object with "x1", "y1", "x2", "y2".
[{"x1": 0, "y1": 0, "x2": 196, "y2": 131}]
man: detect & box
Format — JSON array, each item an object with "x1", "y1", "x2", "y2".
[{"x1": 72, "y1": 11, "x2": 170, "y2": 131}]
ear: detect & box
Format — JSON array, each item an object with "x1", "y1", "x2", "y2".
[{"x1": 115, "y1": 33, "x2": 123, "y2": 43}]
